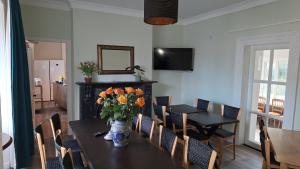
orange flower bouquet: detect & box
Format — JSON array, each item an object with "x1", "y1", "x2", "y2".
[{"x1": 96, "y1": 87, "x2": 145, "y2": 124}]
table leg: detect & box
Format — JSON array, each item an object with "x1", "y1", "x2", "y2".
[{"x1": 280, "y1": 163, "x2": 288, "y2": 169}]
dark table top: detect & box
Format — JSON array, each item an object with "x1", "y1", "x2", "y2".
[
  {"x1": 187, "y1": 112, "x2": 239, "y2": 127},
  {"x1": 69, "y1": 119, "x2": 183, "y2": 169},
  {"x1": 2, "y1": 133, "x2": 13, "y2": 150},
  {"x1": 169, "y1": 104, "x2": 200, "y2": 114}
]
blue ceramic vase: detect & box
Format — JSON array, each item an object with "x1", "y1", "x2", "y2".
[{"x1": 111, "y1": 120, "x2": 131, "y2": 147}]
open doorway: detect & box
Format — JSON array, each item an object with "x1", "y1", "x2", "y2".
[{"x1": 26, "y1": 40, "x2": 69, "y2": 139}]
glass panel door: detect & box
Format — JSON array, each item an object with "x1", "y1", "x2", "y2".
[{"x1": 246, "y1": 47, "x2": 290, "y2": 147}]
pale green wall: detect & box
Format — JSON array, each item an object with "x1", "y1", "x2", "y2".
[
  {"x1": 182, "y1": 0, "x2": 300, "y2": 135},
  {"x1": 152, "y1": 25, "x2": 184, "y2": 104},
  {"x1": 21, "y1": 5, "x2": 72, "y2": 40},
  {"x1": 72, "y1": 9, "x2": 153, "y2": 119}
]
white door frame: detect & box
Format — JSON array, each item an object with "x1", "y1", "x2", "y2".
[
  {"x1": 26, "y1": 37, "x2": 74, "y2": 125},
  {"x1": 233, "y1": 32, "x2": 300, "y2": 144}
]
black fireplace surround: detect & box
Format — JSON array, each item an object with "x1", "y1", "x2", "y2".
[{"x1": 77, "y1": 81, "x2": 157, "y2": 120}]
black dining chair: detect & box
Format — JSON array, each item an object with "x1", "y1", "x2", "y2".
[
  {"x1": 55, "y1": 133, "x2": 89, "y2": 169},
  {"x1": 153, "y1": 96, "x2": 172, "y2": 106},
  {"x1": 50, "y1": 113, "x2": 81, "y2": 154},
  {"x1": 183, "y1": 136, "x2": 217, "y2": 169},
  {"x1": 214, "y1": 104, "x2": 241, "y2": 167},
  {"x1": 35, "y1": 124, "x2": 62, "y2": 169},
  {"x1": 196, "y1": 98, "x2": 210, "y2": 111},
  {"x1": 153, "y1": 104, "x2": 172, "y2": 129},
  {"x1": 158, "y1": 125, "x2": 178, "y2": 158},
  {"x1": 169, "y1": 112, "x2": 209, "y2": 144},
  {"x1": 139, "y1": 114, "x2": 155, "y2": 141}
]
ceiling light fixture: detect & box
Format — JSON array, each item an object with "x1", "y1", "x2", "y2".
[{"x1": 144, "y1": 0, "x2": 178, "y2": 25}]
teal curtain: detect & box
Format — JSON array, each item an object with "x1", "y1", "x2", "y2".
[{"x1": 10, "y1": 0, "x2": 34, "y2": 168}]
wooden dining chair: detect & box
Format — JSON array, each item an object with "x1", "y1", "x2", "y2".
[
  {"x1": 269, "y1": 99, "x2": 284, "y2": 128},
  {"x1": 153, "y1": 96, "x2": 172, "y2": 106},
  {"x1": 258, "y1": 96, "x2": 266, "y2": 113},
  {"x1": 50, "y1": 113, "x2": 81, "y2": 154},
  {"x1": 55, "y1": 133, "x2": 88, "y2": 169},
  {"x1": 132, "y1": 114, "x2": 140, "y2": 131},
  {"x1": 259, "y1": 120, "x2": 280, "y2": 169},
  {"x1": 183, "y1": 136, "x2": 217, "y2": 169},
  {"x1": 153, "y1": 104, "x2": 172, "y2": 128},
  {"x1": 139, "y1": 114, "x2": 155, "y2": 141},
  {"x1": 214, "y1": 104, "x2": 241, "y2": 167},
  {"x1": 195, "y1": 98, "x2": 210, "y2": 111},
  {"x1": 35, "y1": 124, "x2": 62, "y2": 169},
  {"x1": 158, "y1": 125, "x2": 178, "y2": 158},
  {"x1": 62, "y1": 149, "x2": 75, "y2": 169},
  {"x1": 169, "y1": 112, "x2": 209, "y2": 144}
]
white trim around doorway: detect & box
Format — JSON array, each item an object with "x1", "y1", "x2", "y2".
[{"x1": 233, "y1": 31, "x2": 300, "y2": 144}]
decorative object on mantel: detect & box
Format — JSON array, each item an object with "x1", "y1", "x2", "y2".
[
  {"x1": 96, "y1": 87, "x2": 145, "y2": 147},
  {"x1": 78, "y1": 61, "x2": 98, "y2": 84},
  {"x1": 125, "y1": 65, "x2": 145, "y2": 82},
  {"x1": 144, "y1": 0, "x2": 178, "y2": 25}
]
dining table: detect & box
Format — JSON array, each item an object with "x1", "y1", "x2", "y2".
[
  {"x1": 168, "y1": 104, "x2": 239, "y2": 138},
  {"x1": 69, "y1": 119, "x2": 183, "y2": 169},
  {"x1": 2, "y1": 133, "x2": 13, "y2": 150},
  {"x1": 268, "y1": 128, "x2": 300, "y2": 169}
]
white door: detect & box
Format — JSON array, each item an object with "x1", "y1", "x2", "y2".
[{"x1": 245, "y1": 44, "x2": 299, "y2": 148}]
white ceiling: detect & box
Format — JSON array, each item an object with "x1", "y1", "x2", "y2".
[
  {"x1": 21, "y1": 0, "x2": 278, "y2": 25},
  {"x1": 76, "y1": 0, "x2": 248, "y2": 19}
]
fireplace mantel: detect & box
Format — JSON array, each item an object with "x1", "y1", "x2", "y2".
[{"x1": 77, "y1": 81, "x2": 157, "y2": 119}]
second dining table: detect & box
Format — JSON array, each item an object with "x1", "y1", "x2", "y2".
[
  {"x1": 168, "y1": 104, "x2": 239, "y2": 138},
  {"x1": 69, "y1": 119, "x2": 183, "y2": 169}
]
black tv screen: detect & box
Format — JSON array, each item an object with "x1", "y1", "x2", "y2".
[{"x1": 153, "y1": 48, "x2": 194, "y2": 71}]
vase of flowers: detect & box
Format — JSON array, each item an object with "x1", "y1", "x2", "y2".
[
  {"x1": 78, "y1": 62, "x2": 98, "y2": 84},
  {"x1": 96, "y1": 87, "x2": 145, "y2": 147}
]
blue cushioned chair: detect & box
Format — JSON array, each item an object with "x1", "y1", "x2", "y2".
[
  {"x1": 35, "y1": 124, "x2": 62, "y2": 169},
  {"x1": 184, "y1": 136, "x2": 217, "y2": 169},
  {"x1": 214, "y1": 105, "x2": 241, "y2": 167},
  {"x1": 50, "y1": 113, "x2": 81, "y2": 154},
  {"x1": 139, "y1": 114, "x2": 155, "y2": 141},
  {"x1": 159, "y1": 125, "x2": 178, "y2": 158},
  {"x1": 196, "y1": 98, "x2": 210, "y2": 111}
]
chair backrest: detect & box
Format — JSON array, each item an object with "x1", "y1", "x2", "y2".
[
  {"x1": 258, "y1": 97, "x2": 266, "y2": 112},
  {"x1": 271, "y1": 99, "x2": 284, "y2": 115},
  {"x1": 159, "y1": 125, "x2": 178, "y2": 158},
  {"x1": 35, "y1": 124, "x2": 47, "y2": 169},
  {"x1": 132, "y1": 115, "x2": 140, "y2": 131},
  {"x1": 222, "y1": 105, "x2": 240, "y2": 120},
  {"x1": 154, "y1": 96, "x2": 172, "y2": 106},
  {"x1": 184, "y1": 136, "x2": 217, "y2": 169},
  {"x1": 62, "y1": 149, "x2": 74, "y2": 169},
  {"x1": 50, "y1": 113, "x2": 62, "y2": 139},
  {"x1": 259, "y1": 119, "x2": 272, "y2": 169},
  {"x1": 196, "y1": 98, "x2": 210, "y2": 111},
  {"x1": 169, "y1": 112, "x2": 183, "y2": 129},
  {"x1": 139, "y1": 114, "x2": 155, "y2": 141},
  {"x1": 153, "y1": 103, "x2": 164, "y2": 119}
]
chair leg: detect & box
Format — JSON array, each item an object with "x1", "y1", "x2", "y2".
[
  {"x1": 233, "y1": 137, "x2": 236, "y2": 160},
  {"x1": 218, "y1": 138, "x2": 224, "y2": 169}
]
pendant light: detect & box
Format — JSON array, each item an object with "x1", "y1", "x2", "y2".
[{"x1": 144, "y1": 0, "x2": 178, "y2": 25}]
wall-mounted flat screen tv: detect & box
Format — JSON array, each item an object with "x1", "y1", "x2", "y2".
[{"x1": 153, "y1": 48, "x2": 194, "y2": 71}]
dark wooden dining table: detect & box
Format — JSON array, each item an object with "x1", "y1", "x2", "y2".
[
  {"x1": 168, "y1": 104, "x2": 239, "y2": 138},
  {"x1": 69, "y1": 119, "x2": 183, "y2": 169}
]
